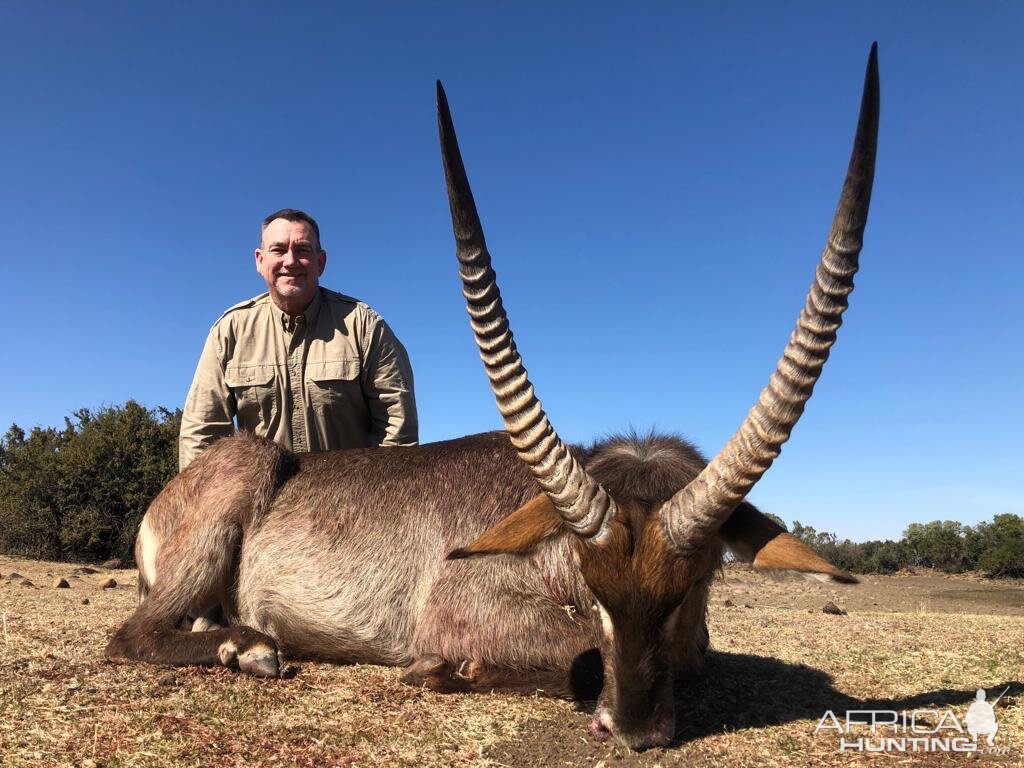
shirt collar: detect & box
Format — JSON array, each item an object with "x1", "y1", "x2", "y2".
[{"x1": 279, "y1": 288, "x2": 323, "y2": 333}]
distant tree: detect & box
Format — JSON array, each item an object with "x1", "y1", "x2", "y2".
[
  {"x1": 791, "y1": 520, "x2": 838, "y2": 555},
  {"x1": 0, "y1": 424, "x2": 69, "y2": 558},
  {"x1": 858, "y1": 539, "x2": 908, "y2": 574},
  {"x1": 974, "y1": 514, "x2": 1024, "y2": 578},
  {"x1": 904, "y1": 521, "x2": 971, "y2": 572}
]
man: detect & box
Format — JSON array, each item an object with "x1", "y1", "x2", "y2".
[{"x1": 179, "y1": 209, "x2": 418, "y2": 469}]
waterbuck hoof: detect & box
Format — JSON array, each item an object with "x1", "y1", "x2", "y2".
[
  {"x1": 400, "y1": 654, "x2": 446, "y2": 686},
  {"x1": 238, "y1": 644, "x2": 281, "y2": 678},
  {"x1": 401, "y1": 655, "x2": 483, "y2": 692},
  {"x1": 217, "y1": 630, "x2": 280, "y2": 678}
]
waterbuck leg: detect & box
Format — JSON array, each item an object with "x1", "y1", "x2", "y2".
[
  {"x1": 105, "y1": 433, "x2": 297, "y2": 677},
  {"x1": 106, "y1": 601, "x2": 280, "y2": 677}
]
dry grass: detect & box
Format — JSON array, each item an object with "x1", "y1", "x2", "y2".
[{"x1": 2, "y1": 556, "x2": 1021, "y2": 767}]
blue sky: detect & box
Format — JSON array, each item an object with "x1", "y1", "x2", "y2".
[{"x1": 1, "y1": 3, "x2": 1020, "y2": 541}]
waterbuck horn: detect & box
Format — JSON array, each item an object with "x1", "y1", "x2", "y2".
[
  {"x1": 437, "y1": 81, "x2": 617, "y2": 538},
  {"x1": 663, "y1": 43, "x2": 880, "y2": 550}
]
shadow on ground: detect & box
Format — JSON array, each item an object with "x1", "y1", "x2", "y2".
[
  {"x1": 489, "y1": 650, "x2": 1021, "y2": 766},
  {"x1": 673, "y1": 651, "x2": 1017, "y2": 740}
]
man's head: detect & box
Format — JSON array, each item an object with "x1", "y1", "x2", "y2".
[{"x1": 255, "y1": 209, "x2": 326, "y2": 316}]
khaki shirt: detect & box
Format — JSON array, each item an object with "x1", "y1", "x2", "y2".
[{"x1": 179, "y1": 288, "x2": 417, "y2": 469}]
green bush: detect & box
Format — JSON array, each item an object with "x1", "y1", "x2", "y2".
[
  {"x1": 0, "y1": 402, "x2": 179, "y2": 564},
  {"x1": 0, "y1": 424, "x2": 67, "y2": 559}
]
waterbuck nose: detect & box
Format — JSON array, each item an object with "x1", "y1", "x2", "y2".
[
  {"x1": 615, "y1": 719, "x2": 674, "y2": 751},
  {"x1": 588, "y1": 714, "x2": 613, "y2": 743},
  {"x1": 592, "y1": 707, "x2": 674, "y2": 751}
]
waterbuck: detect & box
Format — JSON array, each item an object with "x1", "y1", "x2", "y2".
[{"x1": 106, "y1": 45, "x2": 879, "y2": 750}]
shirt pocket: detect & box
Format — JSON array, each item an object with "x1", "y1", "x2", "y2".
[
  {"x1": 224, "y1": 363, "x2": 277, "y2": 426},
  {"x1": 306, "y1": 358, "x2": 361, "y2": 409}
]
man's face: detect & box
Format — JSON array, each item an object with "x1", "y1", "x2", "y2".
[{"x1": 255, "y1": 218, "x2": 327, "y2": 314}]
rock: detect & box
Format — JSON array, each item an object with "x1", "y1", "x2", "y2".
[
  {"x1": 19, "y1": 578, "x2": 34, "y2": 588},
  {"x1": 99, "y1": 578, "x2": 117, "y2": 589},
  {"x1": 52, "y1": 578, "x2": 71, "y2": 589},
  {"x1": 822, "y1": 601, "x2": 848, "y2": 616},
  {"x1": 743, "y1": 603, "x2": 754, "y2": 609},
  {"x1": 74, "y1": 566, "x2": 99, "y2": 575},
  {"x1": 81, "y1": 598, "x2": 91, "y2": 605},
  {"x1": 7, "y1": 572, "x2": 23, "y2": 580},
  {"x1": 100, "y1": 559, "x2": 122, "y2": 570},
  {"x1": 722, "y1": 598, "x2": 734, "y2": 607}
]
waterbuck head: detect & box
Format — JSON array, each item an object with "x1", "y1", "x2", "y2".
[{"x1": 438, "y1": 44, "x2": 879, "y2": 750}]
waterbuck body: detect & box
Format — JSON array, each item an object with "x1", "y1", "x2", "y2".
[
  {"x1": 109, "y1": 429, "x2": 779, "y2": 745},
  {"x1": 115, "y1": 430, "x2": 722, "y2": 671},
  {"x1": 108, "y1": 45, "x2": 879, "y2": 750}
]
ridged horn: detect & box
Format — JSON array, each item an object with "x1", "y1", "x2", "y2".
[
  {"x1": 436, "y1": 81, "x2": 617, "y2": 538},
  {"x1": 663, "y1": 43, "x2": 880, "y2": 550}
]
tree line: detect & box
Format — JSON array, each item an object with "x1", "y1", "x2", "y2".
[
  {"x1": 1, "y1": 401, "x2": 1022, "y2": 576},
  {"x1": 784, "y1": 516, "x2": 1024, "y2": 578}
]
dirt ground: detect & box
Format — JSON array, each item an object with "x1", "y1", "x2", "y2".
[{"x1": 1, "y1": 555, "x2": 1021, "y2": 767}]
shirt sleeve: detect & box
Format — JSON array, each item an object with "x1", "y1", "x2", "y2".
[
  {"x1": 178, "y1": 324, "x2": 236, "y2": 469},
  {"x1": 359, "y1": 312, "x2": 418, "y2": 447}
]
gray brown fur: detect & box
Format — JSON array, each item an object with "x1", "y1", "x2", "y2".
[{"x1": 110, "y1": 431, "x2": 710, "y2": 658}]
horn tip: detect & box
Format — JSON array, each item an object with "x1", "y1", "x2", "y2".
[{"x1": 436, "y1": 81, "x2": 452, "y2": 124}]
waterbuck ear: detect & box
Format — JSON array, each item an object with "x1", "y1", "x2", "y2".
[
  {"x1": 448, "y1": 495, "x2": 562, "y2": 559},
  {"x1": 718, "y1": 503, "x2": 858, "y2": 584}
]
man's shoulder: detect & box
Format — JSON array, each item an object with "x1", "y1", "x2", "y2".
[
  {"x1": 219, "y1": 293, "x2": 272, "y2": 317},
  {"x1": 206, "y1": 293, "x2": 271, "y2": 335},
  {"x1": 319, "y1": 288, "x2": 383, "y2": 321},
  {"x1": 319, "y1": 287, "x2": 366, "y2": 309}
]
